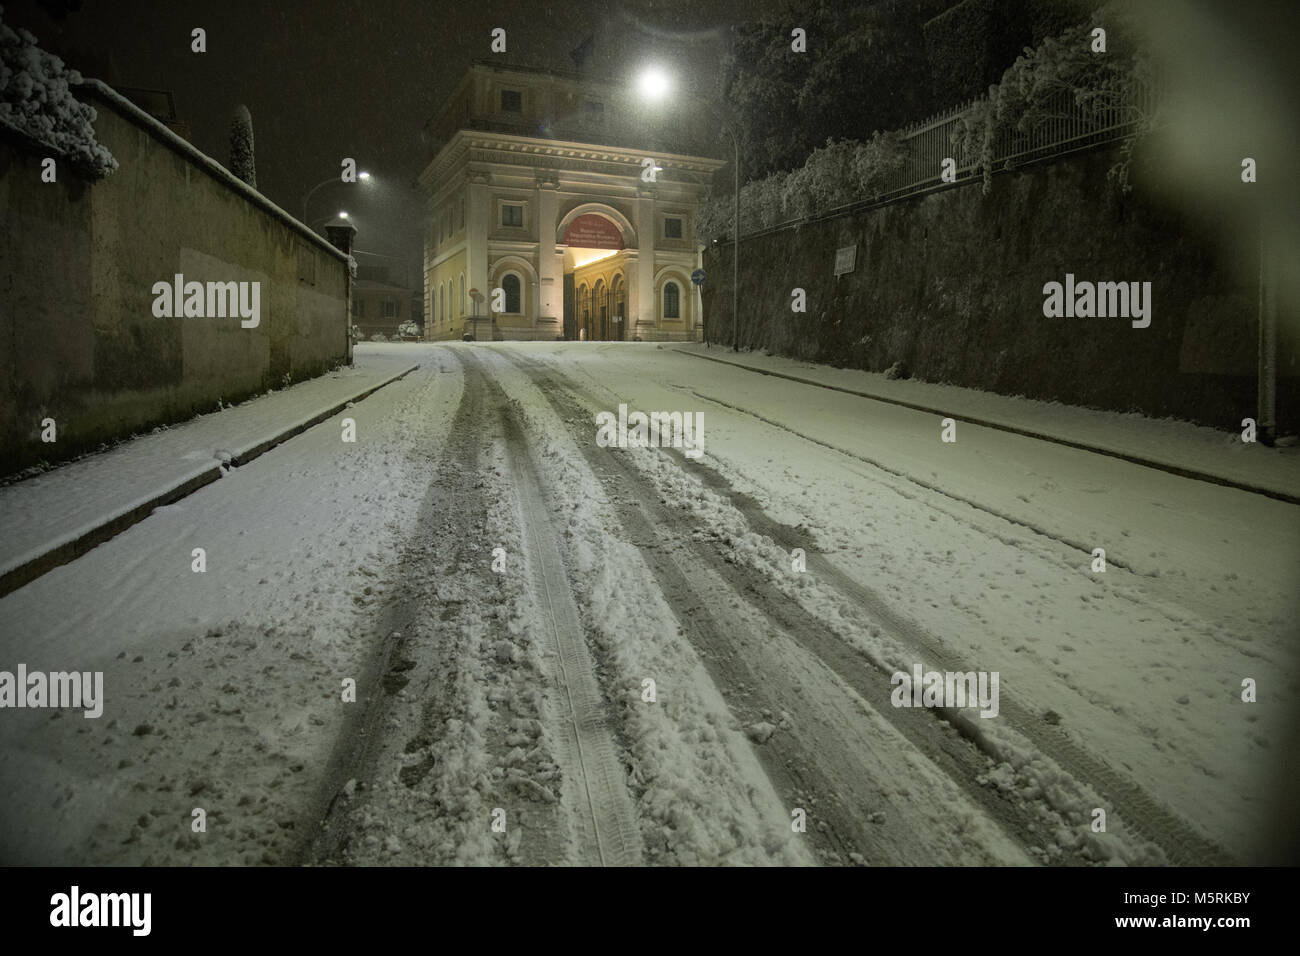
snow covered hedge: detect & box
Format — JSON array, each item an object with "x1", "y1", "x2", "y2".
[
  {"x1": 695, "y1": 131, "x2": 905, "y2": 243},
  {"x1": 697, "y1": 0, "x2": 1152, "y2": 240},
  {"x1": 951, "y1": 2, "x2": 1154, "y2": 195},
  {"x1": 0, "y1": 6, "x2": 116, "y2": 178}
]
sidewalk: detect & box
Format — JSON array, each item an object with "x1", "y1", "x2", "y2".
[
  {"x1": 0, "y1": 348, "x2": 420, "y2": 596},
  {"x1": 674, "y1": 344, "x2": 1300, "y2": 504}
]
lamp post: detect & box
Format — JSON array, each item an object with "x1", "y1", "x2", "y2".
[
  {"x1": 302, "y1": 170, "x2": 370, "y2": 223},
  {"x1": 637, "y1": 68, "x2": 741, "y2": 351}
]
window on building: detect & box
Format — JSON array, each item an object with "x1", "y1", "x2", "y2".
[
  {"x1": 460, "y1": 274, "x2": 466, "y2": 316},
  {"x1": 502, "y1": 273, "x2": 521, "y2": 313},
  {"x1": 500, "y1": 89, "x2": 522, "y2": 112},
  {"x1": 663, "y1": 280, "x2": 681, "y2": 319},
  {"x1": 501, "y1": 203, "x2": 523, "y2": 228},
  {"x1": 383, "y1": 299, "x2": 397, "y2": 319},
  {"x1": 439, "y1": 285, "x2": 445, "y2": 324},
  {"x1": 584, "y1": 100, "x2": 604, "y2": 118},
  {"x1": 664, "y1": 216, "x2": 683, "y2": 239},
  {"x1": 355, "y1": 298, "x2": 365, "y2": 318}
]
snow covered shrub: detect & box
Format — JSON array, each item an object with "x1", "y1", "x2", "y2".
[
  {"x1": 779, "y1": 162, "x2": 815, "y2": 221},
  {"x1": 849, "y1": 130, "x2": 907, "y2": 197},
  {"x1": 797, "y1": 139, "x2": 860, "y2": 213},
  {"x1": 745, "y1": 169, "x2": 789, "y2": 232},
  {"x1": 694, "y1": 192, "x2": 731, "y2": 246},
  {"x1": 694, "y1": 168, "x2": 789, "y2": 245},
  {"x1": 0, "y1": 6, "x2": 116, "y2": 177},
  {"x1": 949, "y1": 1, "x2": 1154, "y2": 195},
  {"x1": 369, "y1": 333, "x2": 388, "y2": 342}
]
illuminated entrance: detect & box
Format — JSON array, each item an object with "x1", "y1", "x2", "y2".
[{"x1": 562, "y1": 212, "x2": 628, "y2": 342}]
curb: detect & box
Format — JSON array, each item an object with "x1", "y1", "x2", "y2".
[
  {"x1": 0, "y1": 364, "x2": 420, "y2": 598},
  {"x1": 673, "y1": 348, "x2": 1300, "y2": 507}
]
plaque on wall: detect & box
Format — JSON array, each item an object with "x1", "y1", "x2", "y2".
[{"x1": 834, "y1": 245, "x2": 857, "y2": 276}]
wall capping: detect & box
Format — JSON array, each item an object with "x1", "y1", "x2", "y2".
[{"x1": 78, "y1": 79, "x2": 347, "y2": 264}]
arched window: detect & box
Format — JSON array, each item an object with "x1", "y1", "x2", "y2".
[
  {"x1": 439, "y1": 284, "x2": 445, "y2": 325},
  {"x1": 663, "y1": 280, "x2": 681, "y2": 319},
  {"x1": 459, "y1": 274, "x2": 466, "y2": 317},
  {"x1": 613, "y1": 275, "x2": 626, "y2": 338},
  {"x1": 502, "y1": 273, "x2": 522, "y2": 313}
]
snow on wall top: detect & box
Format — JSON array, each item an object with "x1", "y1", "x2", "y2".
[
  {"x1": 0, "y1": 7, "x2": 117, "y2": 177},
  {"x1": 78, "y1": 79, "x2": 348, "y2": 264}
]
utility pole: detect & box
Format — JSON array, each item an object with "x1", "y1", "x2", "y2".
[{"x1": 1258, "y1": 213, "x2": 1278, "y2": 446}]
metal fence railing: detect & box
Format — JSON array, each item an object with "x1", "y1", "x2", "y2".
[
  {"x1": 727, "y1": 70, "x2": 1163, "y2": 241},
  {"x1": 869, "y1": 73, "x2": 1160, "y2": 206}
]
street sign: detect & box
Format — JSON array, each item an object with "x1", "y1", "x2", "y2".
[{"x1": 691, "y1": 268, "x2": 706, "y2": 287}]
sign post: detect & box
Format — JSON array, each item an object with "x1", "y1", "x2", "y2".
[{"x1": 468, "y1": 288, "x2": 484, "y2": 341}]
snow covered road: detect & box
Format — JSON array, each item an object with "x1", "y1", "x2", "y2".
[{"x1": 1, "y1": 342, "x2": 1295, "y2": 866}]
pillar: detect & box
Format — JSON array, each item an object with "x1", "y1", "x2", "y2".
[{"x1": 325, "y1": 220, "x2": 357, "y2": 363}]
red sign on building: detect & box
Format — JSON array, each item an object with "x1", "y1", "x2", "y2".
[{"x1": 563, "y1": 214, "x2": 624, "y2": 250}]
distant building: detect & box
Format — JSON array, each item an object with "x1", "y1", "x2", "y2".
[
  {"x1": 352, "y1": 265, "x2": 415, "y2": 340},
  {"x1": 418, "y1": 61, "x2": 725, "y2": 342}
]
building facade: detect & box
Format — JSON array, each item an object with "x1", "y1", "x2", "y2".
[
  {"x1": 419, "y1": 62, "x2": 725, "y2": 342},
  {"x1": 351, "y1": 265, "x2": 418, "y2": 341}
]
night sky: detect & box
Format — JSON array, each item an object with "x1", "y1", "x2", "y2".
[{"x1": 7, "y1": 0, "x2": 782, "y2": 283}]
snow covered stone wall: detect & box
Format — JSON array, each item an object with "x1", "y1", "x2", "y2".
[
  {"x1": 701, "y1": 144, "x2": 1294, "y2": 431},
  {"x1": 0, "y1": 80, "x2": 351, "y2": 476}
]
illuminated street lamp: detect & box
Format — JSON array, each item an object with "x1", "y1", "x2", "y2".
[
  {"x1": 301, "y1": 171, "x2": 372, "y2": 222},
  {"x1": 637, "y1": 66, "x2": 741, "y2": 351},
  {"x1": 311, "y1": 211, "x2": 350, "y2": 229},
  {"x1": 637, "y1": 67, "x2": 671, "y2": 101}
]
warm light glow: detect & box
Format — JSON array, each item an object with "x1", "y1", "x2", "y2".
[
  {"x1": 637, "y1": 66, "x2": 671, "y2": 101},
  {"x1": 337, "y1": 211, "x2": 349, "y2": 219},
  {"x1": 359, "y1": 171, "x2": 371, "y2": 181},
  {"x1": 569, "y1": 248, "x2": 619, "y2": 268}
]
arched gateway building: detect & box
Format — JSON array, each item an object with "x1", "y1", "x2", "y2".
[{"x1": 419, "y1": 61, "x2": 726, "y2": 342}]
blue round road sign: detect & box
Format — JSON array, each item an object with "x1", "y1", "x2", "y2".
[{"x1": 691, "y1": 268, "x2": 706, "y2": 287}]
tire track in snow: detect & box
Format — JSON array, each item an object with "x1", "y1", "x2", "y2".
[
  {"x1": 503, "y1": 349, "x2": 1236, "y2": 866},
  {"x1": 496, "y1": 349, "x2": 1041, "y2": 865},
  {"x1": 309, "y1": 351, "x2": 571, "y2": 865},
  {"x1": 669, "y1": 446, "x2": 1236, "y2": 865},
  {"x1": 668, "y1": 391, "x2": 1237, "y2": 865},
  {"x1": 464, "y1": 350, "x2": 643, "y2": 866},
  {"x1": 686, "y1": 388, "x2": 1135, "y2": 571},
  {"x1": 536, "y1": 353, "x2": 1233, "y2": 865}
]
